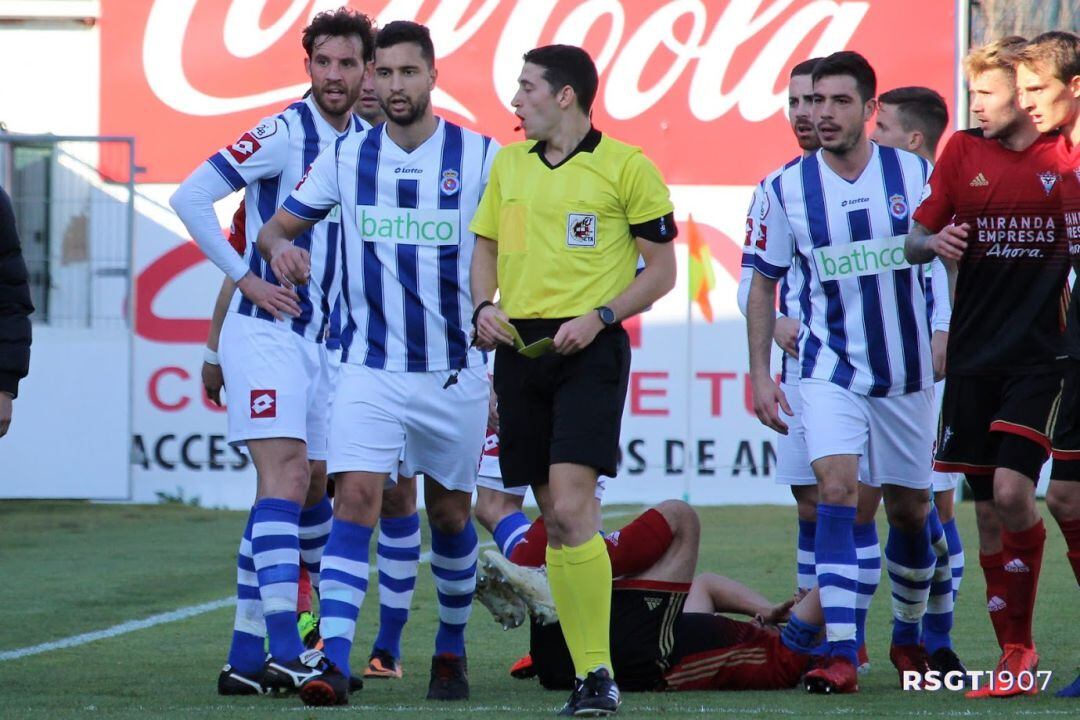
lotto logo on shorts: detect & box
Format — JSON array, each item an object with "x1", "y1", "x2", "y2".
[{"x1": 250, "y1": 390, "x2": 276, "y2": 419}]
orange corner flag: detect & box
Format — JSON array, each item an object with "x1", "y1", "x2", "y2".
[{"x1": 686, "y1": 215, "x2": 716, "y2": 322}]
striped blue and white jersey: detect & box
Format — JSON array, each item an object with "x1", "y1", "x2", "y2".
[
  {"x1": 204, "y1": 95, "x2": 370, "y2": 342},
  {"x1": 285, "y1": 118, "x2": 498, "y2": 372},
  {"x1": 754, "y1": 143, "x2": 933, "y2": 397},
  {"x1": 739, "y1": 156, "x2": 805, "y2": 383}
]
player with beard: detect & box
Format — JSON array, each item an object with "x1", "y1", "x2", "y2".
[
  {"x1": 739, "y1": 57, "x2": 888, "y2": 670},
  {"x1": 171, "y1": 8, "x2": 373, "y2": 697},
  {"x1": 258, "y1": 21, "x2": 498, "y2": 705},
  {"x1": 1014, "y1": 30, "x2": 1080, "y2": 699},
  {"x1": 750, "y1": 51, "x2": 937, "y2": 694},
  {"x1": 905, "y1": 38, "x2": 1070, "y2": 698}
]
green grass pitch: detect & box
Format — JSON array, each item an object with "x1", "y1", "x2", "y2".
[{"x1": 0, "y1": 500, "x2": 1077, "y2": 718}]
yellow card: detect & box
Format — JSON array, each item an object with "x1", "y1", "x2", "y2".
[
  {"x1": 496, "y1": 317, "x2": 526, "y2": 350},
  {"x1": 518, "y1": 337, "x2": 555, "y2": 358}
]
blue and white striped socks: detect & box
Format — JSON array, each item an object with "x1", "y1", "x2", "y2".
[
  {"x1": 796, "y1": 518, "x2": 817, "y2": 592},
  {"x1": 319, "y1": 518, "x2": 374, "y2": 677},
  {"x1": 430, "y1": 521, "x2": 479, "y2": 657},
  {"x1": 854, "y1": 521, "x2": 881, "y2": 653},
  {"x1": 228, "y1": 508, "x2": 265, "y2": 674},
  {"x1": 250, "y1": 498, "x2": 304, "y2": 662},
  {"x1": 372, "y1": 512, "x2": 421, "y2": 660},
  {"x1": 298, "y1": 494, "x2": 333, "y2": 592},
  {"x1": 922, "y1": 506, "x2": 955, "y2": 653},
  {"x1": 943, "y1": 515, "x2": 964, "y2": 598},
  {"x1": 815, "y1": 504, "x2": 858, "y2": 663},
  {"x1": 886, "y1": 518, "x2": 935, "y2": 646},
  {"x1": 494, "y1": 511, "x2": 531, "y2": 558}
]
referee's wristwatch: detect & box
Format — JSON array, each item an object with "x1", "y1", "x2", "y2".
[{"x1": 595, "y1": 306, "x2": 616, "y2": 327}]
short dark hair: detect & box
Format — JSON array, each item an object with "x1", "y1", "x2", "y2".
[
  {"x1": 878, "y1": 86, "x2": 949, "y2": 152},
  {"x1": 812, "y1": 51, "x2": 876, "y2": 102},
  {"x1": 301, "y1": 7, "x2": 374, "y2": 63},
  {"x1": 791, "y1": 57, "x2": 823, "y2": 78},
  {"x1": 375, "y1": 21, "x2": 436, "y2": 68},
  {"x1": 522, "y1": 44, "x2": 599, "y2": 114}
]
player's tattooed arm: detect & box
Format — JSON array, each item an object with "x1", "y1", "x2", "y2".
[{"x1": 905, "y1": 221, "x2": 969, "y2": 264}]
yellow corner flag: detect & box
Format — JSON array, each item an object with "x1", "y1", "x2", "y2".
[{"x1": 686, "y1": 215, "x2": 716, "y2": 322}]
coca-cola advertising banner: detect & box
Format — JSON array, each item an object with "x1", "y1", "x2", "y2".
[
  {"x1": 95, "y1": 0, "x2": 956, "y2": 507},
  {"x1": 102, "y1": 0, "x2": 955, "y2": 185}
]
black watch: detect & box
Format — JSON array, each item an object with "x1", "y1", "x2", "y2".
[{"x1": 596, "y1": 306, "x2": 616, "y2": 327}]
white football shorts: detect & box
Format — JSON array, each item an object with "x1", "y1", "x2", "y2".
[
  {"x1": 219, "y1": 312, "x2": 329, "y2": 460},
  {"x1": 800, "y1": 378, "x2": 934, "y2": 490},
  {"x1": 329, "y1": 363, "x2": 488, "y2": 492}
]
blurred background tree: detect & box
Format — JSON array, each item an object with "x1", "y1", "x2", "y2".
[{"x1": 970, "y1": 0, "x2": 1077, "y2": 44}]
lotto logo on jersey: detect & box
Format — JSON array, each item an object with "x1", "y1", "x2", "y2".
[
  {"x1": 227, "y1": 132, "x2": 261, "y2": 164},
  {"x1": 250, "y1": 390, "x2": 276, "y2": 419},
  {"x1": 567, "y1": 213, "x2": 597, "y2": 247}
]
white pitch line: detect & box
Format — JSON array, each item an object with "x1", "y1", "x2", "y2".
[{"x1": 0, "y1": 507, "x2": 642, "y2": 663}]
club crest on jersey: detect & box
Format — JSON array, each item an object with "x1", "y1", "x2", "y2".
[
  {"x1": 250, "y1": 390, "x2": 276, "y2": 419},
  {"x1": 567, "y1": 212, "x2": 597, "y2": 247},
  {"x1": 227, "y1": 132, "x2": 261, "y2": 164},
  {"x1": 440, "y1": 169, "x2": 460, "y2": 196},
  {"x1": 1038, "y1": 170, "x2": 1059, "y2": 196},
  {"x1": 888, "y1": 193, "x2": 908, "y2": 221}
]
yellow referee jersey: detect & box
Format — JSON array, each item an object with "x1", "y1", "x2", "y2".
[{"x1": 469, "y1": 128, "x2": 674, "y2": 319}]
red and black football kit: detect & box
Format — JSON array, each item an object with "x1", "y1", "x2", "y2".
[
  {"x1": 529, "y1": 583, "x2": 811, "y2": 693},
  {"x1": 914, "y1": 130, "x2": 1069, "y2": 489},
  {"x1": 1051, "y1": 134, "x2": 1080, "y2": 481}
]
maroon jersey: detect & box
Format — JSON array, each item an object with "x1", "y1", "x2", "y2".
[
  {"x1": 1059, "y1": 135, "x2": 1080, "y2": 360},
  {"x1": 914, "y1": 130, "x2": 1069, "y2": 374},
  {"x1": 663, "y1": 614, "x2": 809, "y2": 691},
  {"x1": 227, "y1": 201, "x2": 246, "y2": 256}
]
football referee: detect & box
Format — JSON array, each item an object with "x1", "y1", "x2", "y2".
[{"x1": 469, "y1": 44, "x2": 676, "y2": 716}]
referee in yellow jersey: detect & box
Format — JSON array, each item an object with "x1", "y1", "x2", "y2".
[{"x1": 469, "y1": 44, "x2": 677, "y2": 716}]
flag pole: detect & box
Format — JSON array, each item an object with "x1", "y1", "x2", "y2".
[{"x1": 683, "y1": 222, "x2": 694, "y2": 504}]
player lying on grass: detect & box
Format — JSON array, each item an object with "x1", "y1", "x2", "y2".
[{"x1": 476, "y1": 501, "x2": 846, "y2": 703}]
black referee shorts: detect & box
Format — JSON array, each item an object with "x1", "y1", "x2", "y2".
[
  {"x1": 493, "y1": 318, "x2": 630, "y2": 488},
  {"x1": 1052, "y1": 359, "x2": 1080, "y2": 481}
]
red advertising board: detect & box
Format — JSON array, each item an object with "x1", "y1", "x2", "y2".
[{"x1": 101, "y1": 0, "x2": 955, "y2": 185}]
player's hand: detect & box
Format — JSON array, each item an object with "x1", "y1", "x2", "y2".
[
  {"x1": 474, "y1": 303, "x2": 514, "y2": 351},
  {"x1": 202, "y1": 361, "x2": 225, "y2": 407},
  {"x1": 931, "y1": 330, "x2": 948, "y2": 381},
  {"x1": 487, "y1": 386, "x2": 499, "y2": 433},
  {"x1": 269, "y1": 244, "x2": 311, "y2": 290},
  {"x1": 774, "y1": 317, "x2": 799, "y2": 358},
  {"x1": 755, "y1": 597, "x2": 796, "y2": 628},
  {"x1": 237, "y1": 273, "x2": 301, "y2": 320},
  {"x1": 0, "y1": 392, "x2": 12, "y2": 438},
  {"x1": 750, "y1": 373, "x2": 792, "y2": 434},
  {"x1": 553, "y1": 313, "x2": 603, "y2": 355},
  {"x1": 928, "y1": 223, "x2": 969, "y2": 262}
]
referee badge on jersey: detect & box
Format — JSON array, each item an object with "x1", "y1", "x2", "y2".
[
  {"x1": 440, "y1": 169, "x2": 460, "y2": 196},
  {"x1": 567, "y1": 212, "x2": 597, "y2": 247},
  {"x1": 888, "y1": 193, "x2": 908, "y2": 221}
]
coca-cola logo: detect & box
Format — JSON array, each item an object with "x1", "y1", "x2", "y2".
[{"x1": 101, "y1": 0, "x2": 954, "y2": 184}]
